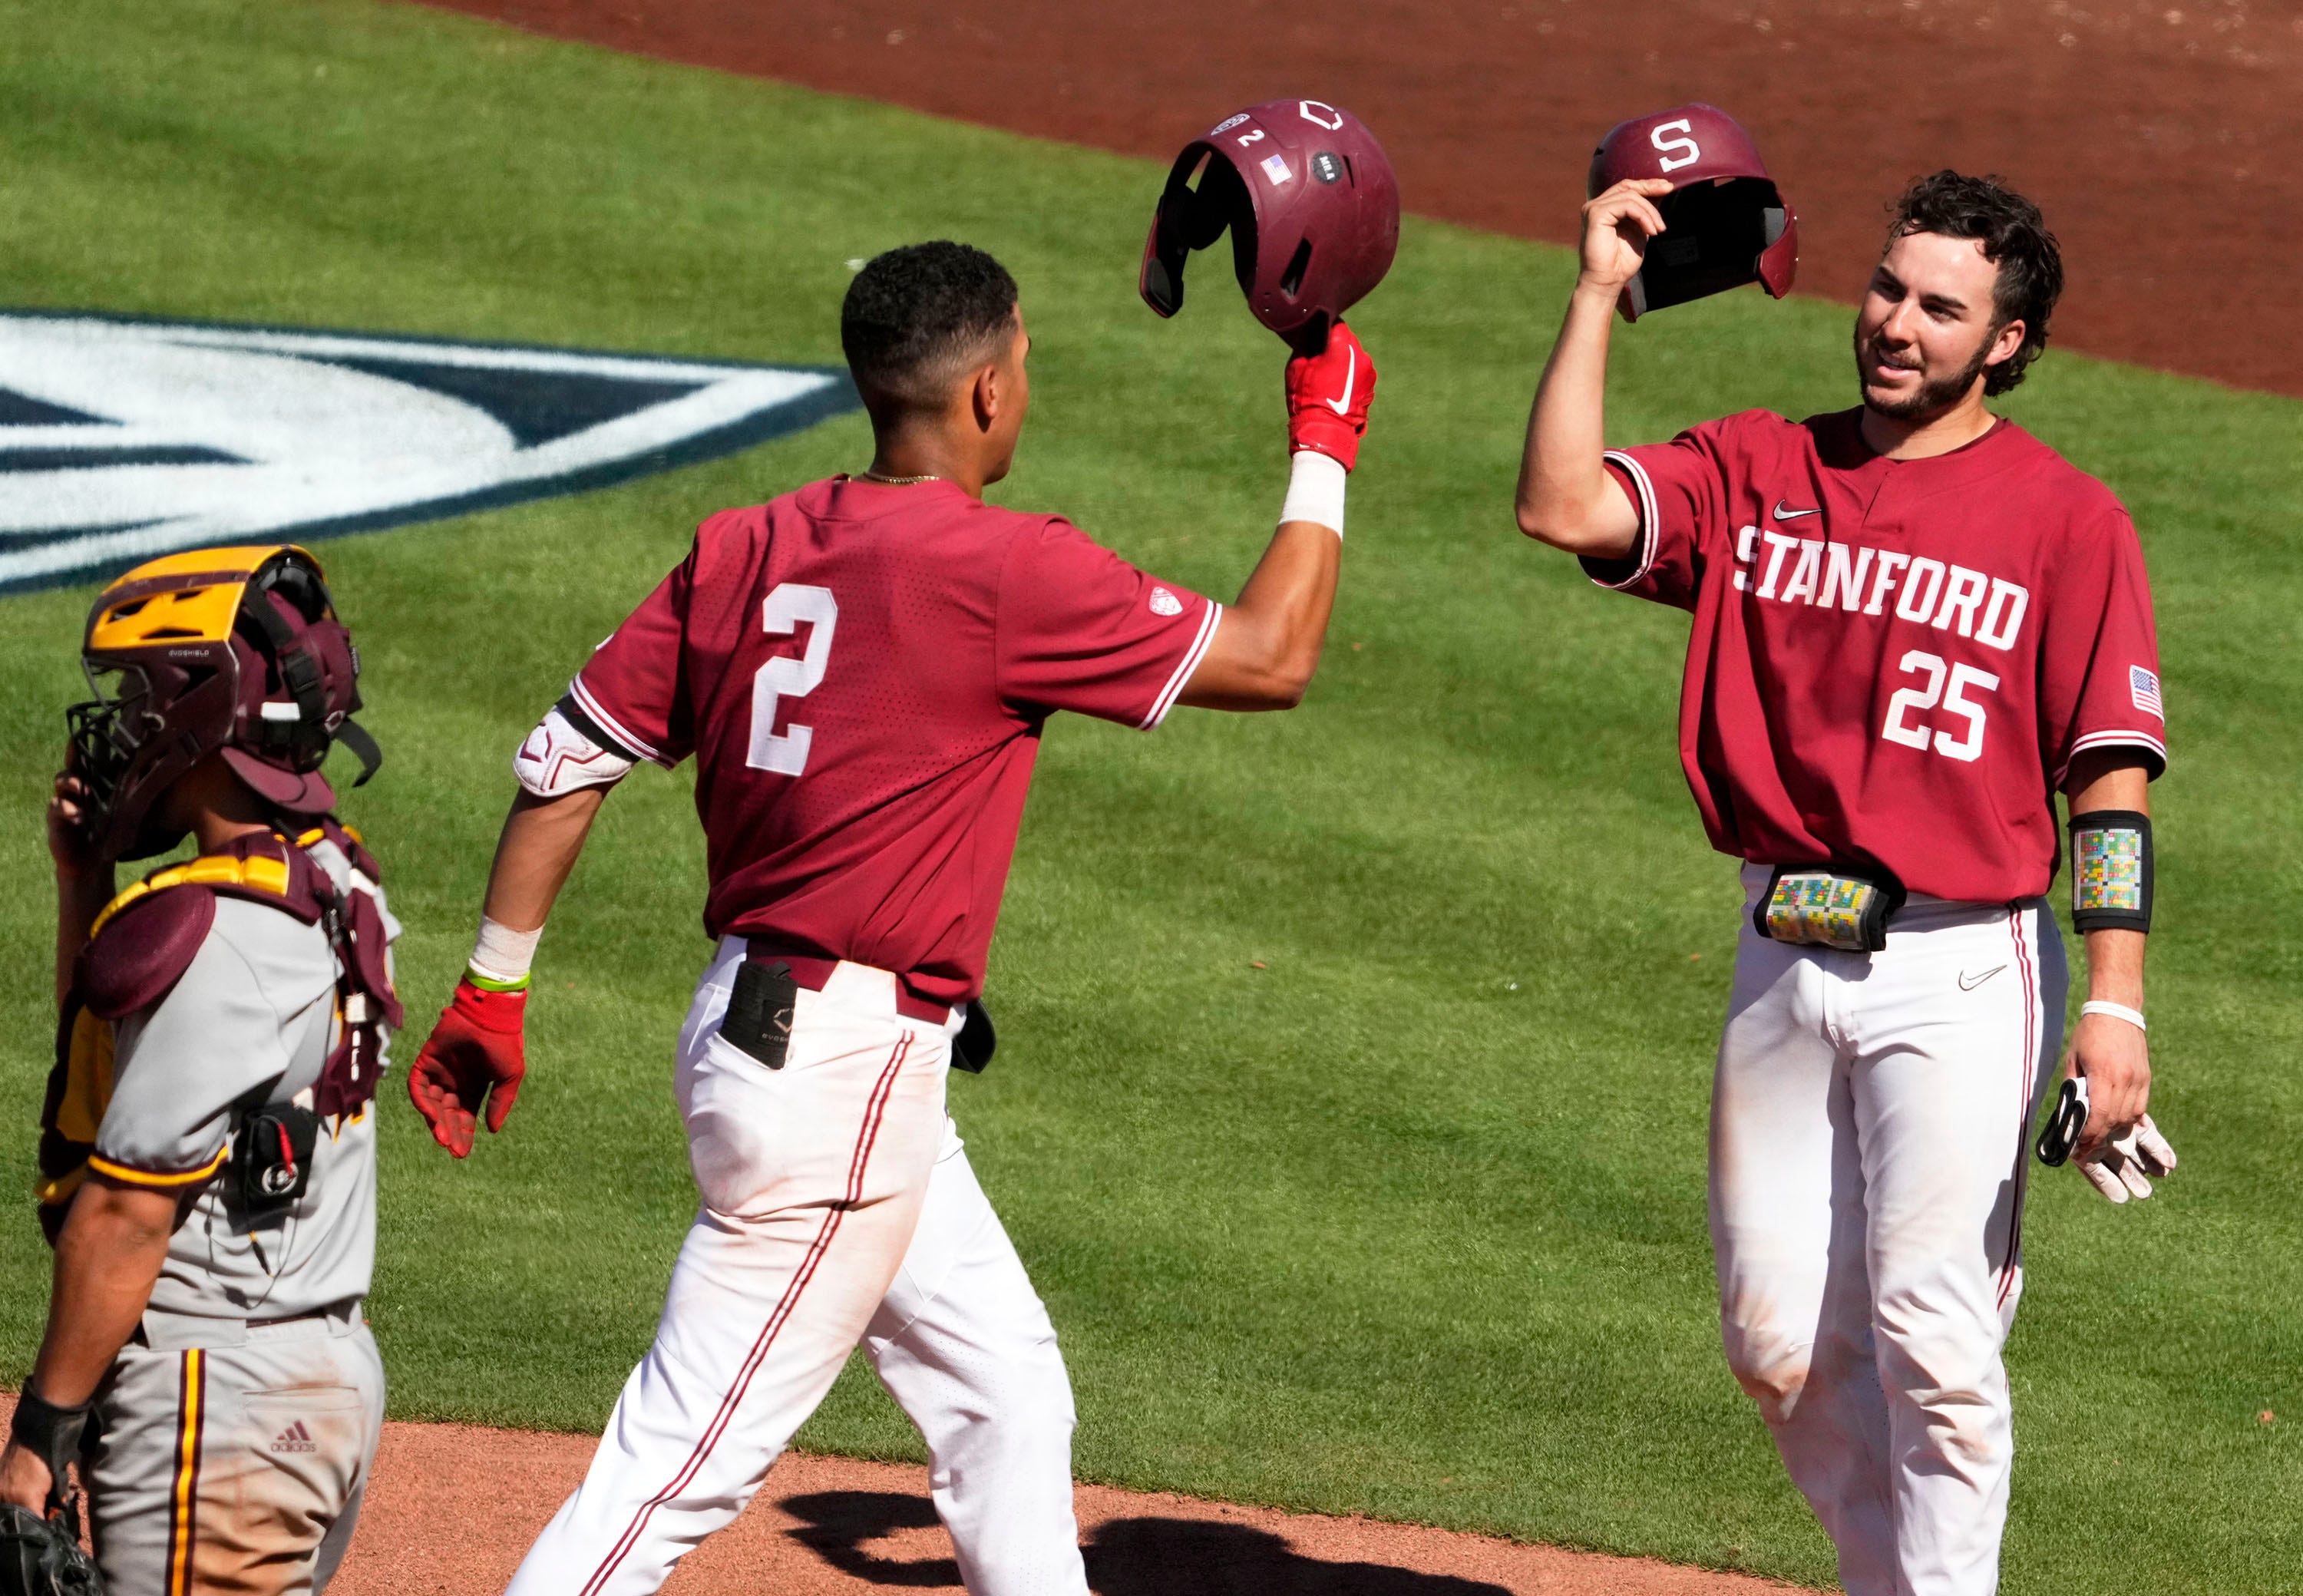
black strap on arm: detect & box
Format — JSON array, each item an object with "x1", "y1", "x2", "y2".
[
  {"x1": 2068, "y1": 809, "x2": 2153, "y2": 934},
  {"x1": 553, "y1": 693, "x2": 647, "y2": 765}
]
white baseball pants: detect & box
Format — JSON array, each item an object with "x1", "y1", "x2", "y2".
[
  {"x1": 507, "y1": 939, "x2": 1089, "y2": 1596},
  {"x1": 1710, "y1": 866, "x2": 2066, "y2": 1596}
]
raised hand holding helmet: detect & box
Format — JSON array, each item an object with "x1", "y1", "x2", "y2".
[
  {"x1": 1142, "y1": 98, "x2": 1399, "y2": 352},
  {"x1": 1285, "y1": 321, "x2": 1375, "y2": 471},
  {"x1": 1586, "y1": 104, "x2": 1798, "y2": 320}
]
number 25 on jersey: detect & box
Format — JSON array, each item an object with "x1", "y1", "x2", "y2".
[
  {"x1": 748, "y1": 583, "x2": 838, "y2": 776},
  {"x1": 1882, "y1": 649, "x2": 1997, "y2": 763}
]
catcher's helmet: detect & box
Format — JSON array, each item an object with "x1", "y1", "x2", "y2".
[
  {"x1": 1588, "y1": 104, "x2": 1798, "y2": 320},
  {"x1": 67, "y1": 544, "x2": 381, "y2": 860},
  {"x1": 1140, "y1": 99, "x2": 1399, "y2": 349}
]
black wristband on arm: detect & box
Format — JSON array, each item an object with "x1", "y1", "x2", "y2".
[{"x1": 2069, "y1": 809, "x2": 2152, "y2": 934}]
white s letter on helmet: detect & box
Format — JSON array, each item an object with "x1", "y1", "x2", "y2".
[{"x1": 1649, "y1": 118, "x2": 1701, "y2": 172}]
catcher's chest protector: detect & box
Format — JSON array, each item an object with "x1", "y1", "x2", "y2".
[{"x1": 38, "y1": 821, "x2": 401, "y2": 1239}]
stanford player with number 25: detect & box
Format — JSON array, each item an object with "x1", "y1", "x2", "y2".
[
  {"x1": 1514, "y1": 105, "x2": 2176, "y2": 1596},
  {"x1": 401, "y1": 212, "x2": 1383, "y2": 1594}
]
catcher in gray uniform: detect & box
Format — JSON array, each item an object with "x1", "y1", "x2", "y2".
[{"x1": 0, "y1": 545, "x2": 398, "y2": 1596}]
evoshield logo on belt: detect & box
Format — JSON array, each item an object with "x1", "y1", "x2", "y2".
[{"x1": 0, "y1": 311, "x2": 860, "y2": 594}]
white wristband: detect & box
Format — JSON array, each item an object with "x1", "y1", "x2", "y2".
[
  {"x1": 2080, "y1": 1000, "x2": 2146, "y2": 1033},
  {"x1": 471, "y1": 916, "x2": 543, "y2": 986},
  {"x1": 1279, "y1": 449, "x2": 1347, "y2": 538}
]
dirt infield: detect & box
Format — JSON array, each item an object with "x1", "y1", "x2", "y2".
[
  {"x1": 0, "y1": 1389, "x2": 1796, "y2": 1593},
  {"x1": 418, "y1": 0, "x2": 2303, "y2": 398},
  {"x1": 335, "y1": 1419, "x2": 1809, "y2": 1595}
]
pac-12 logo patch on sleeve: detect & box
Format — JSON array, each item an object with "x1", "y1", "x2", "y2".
[
  {"x1": 0, "y1": 311, "x2": 860, "y2": 595},
  {"x1": 1148, "y1": 586, "x2": 1185, "y2": 617},
  {"x1": 2129, "y1": 665, "x2": 2164, "y2": 719}
]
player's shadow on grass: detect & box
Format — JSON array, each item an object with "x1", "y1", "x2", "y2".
[{"x1": 778, "y1": 1490, "x2": 1514, "y2": 1594}]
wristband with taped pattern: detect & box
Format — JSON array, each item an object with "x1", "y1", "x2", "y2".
[{"x1": 2070, "y1": 809, "x2": 2152, "y2": 934}]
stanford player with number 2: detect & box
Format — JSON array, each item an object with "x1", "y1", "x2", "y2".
[
  {"x1": 1515, "y1": 118, "x2": 2176, "y2": 1596},
  {"x1": 402, "y1": 240, "x2": 1374, "y2": 1595}
]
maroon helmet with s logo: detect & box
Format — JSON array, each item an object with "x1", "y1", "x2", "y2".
[
  {"x1": 1588, "y1": 104, "x2": 1798, "y2": 321},
  {"x1": 1141, "y1": 99, "x2": 1400, "y2": 352}
]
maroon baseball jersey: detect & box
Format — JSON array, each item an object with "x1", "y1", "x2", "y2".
[
  {"x1": 1591, "y1": 408, "x2": 2166, "y2": 903},
  {"x1": 570, "y1": 477, "x2": 1220, "y2": 1004}
]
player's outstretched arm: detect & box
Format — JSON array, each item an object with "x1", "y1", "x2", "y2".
[
  {"x1": 1178, "y1": 323, "x2": 1369, "y2": 712},
  {"x1": 1512, "y1": 179, "x2": 1670, "y2": 557},
  {"x1": 408, "y1": 738, "x2": 620, "y2": 1158}
]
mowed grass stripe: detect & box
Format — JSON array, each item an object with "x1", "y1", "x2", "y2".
[{"x1": 0, "y1": 2, "x2": 2294, "y2": 1588}]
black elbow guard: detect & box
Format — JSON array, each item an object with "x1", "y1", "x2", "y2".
[{"x1": 2069, "y1": 810, "x2": 2152, "y2": 934}]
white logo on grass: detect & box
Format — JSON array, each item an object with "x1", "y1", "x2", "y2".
[{"x1": 0, "y1": 311, "x2": 859, "y2": 594}]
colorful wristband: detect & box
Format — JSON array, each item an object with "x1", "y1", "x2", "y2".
[
  {"x1": 2070, "y1": 809, "x2": 2152, "y2": 934},
  {"x1": 465, "y1": 967, "x2": 532, "y2": 994}
]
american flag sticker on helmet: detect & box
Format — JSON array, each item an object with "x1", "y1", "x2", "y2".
[
  {"x1": 2130, "y1": 665, "x2": 2164, "y2": 719},
  {"x1": 1261, "y1": 154, "x2": 1293, "y2": 186}
]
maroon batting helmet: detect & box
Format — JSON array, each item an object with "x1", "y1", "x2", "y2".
[
  {"x1": 1588, "y1": 104, "x2": 1798, "y2": 321},
  {"x1": 1140, "y1": 99, "x2": 1399, "y2": 350}
]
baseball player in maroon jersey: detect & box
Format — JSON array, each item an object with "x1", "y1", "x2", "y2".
[
  {"x1": 404, "y1": 240, "x2": 1373, "y2": 1595},
  {"x1": 1515, "y1": 150, "x2": 2174, "y2": 1594}
]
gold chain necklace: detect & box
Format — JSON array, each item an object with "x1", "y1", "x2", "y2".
[{"x1": 858, "y1": 468, "x2": 946, "y2": 486}]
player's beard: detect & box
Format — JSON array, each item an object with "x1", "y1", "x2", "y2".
[{"x1": 1855, "y1": 323, "x2": 1999, "y2": 422}]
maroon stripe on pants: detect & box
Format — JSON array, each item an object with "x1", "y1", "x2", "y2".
[
  {"x1": 579, "y1": 1031, "x2": 914, "y2": 1596},
  {"x1": 1997, "y1": 906, "x2": 2041, "y2": 1310}
]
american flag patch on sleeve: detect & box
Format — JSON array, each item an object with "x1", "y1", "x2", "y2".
[{"x1": 2130, "y1": 665, "x2": 2164, "y2": 719}]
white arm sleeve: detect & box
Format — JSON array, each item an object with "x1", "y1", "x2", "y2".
[{"x1": 514, "y1": 705, "x2": 636, "y2": 798}]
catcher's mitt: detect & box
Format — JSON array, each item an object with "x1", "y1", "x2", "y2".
[{"x1": 0, "y1": 1505, "x2": 101, "y2": 1596}]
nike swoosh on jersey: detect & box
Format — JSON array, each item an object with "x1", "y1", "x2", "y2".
[
  {"x1": 1320, "y1": 346, "x2": 1356, "y2": 415},
  {"x1": 1771, "y1": 498, "x2": 1820, "y2": 521},
  {"x1": 1958, "y1": 964, "x2": 2007, "y2": 990}
]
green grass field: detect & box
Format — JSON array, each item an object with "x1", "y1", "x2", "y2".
[{"x1": 2, "y1": 2, "x2": 2298, "y2": 1588}]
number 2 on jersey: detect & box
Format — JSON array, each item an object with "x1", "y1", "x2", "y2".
[
  {"x1": 1882, "y1": 649, "x2": 1998, "y2": 762},
  {"x1": 748, "y1": 583, "x2": 838, "y2": 775}
]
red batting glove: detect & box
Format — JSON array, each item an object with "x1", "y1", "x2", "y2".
[
  {"x1": 407, "y1": 977, "x2": 527, "y2": 1158},
  {"x1": 1284, "y1": 321, "x2": 1376, "y2": 471}
]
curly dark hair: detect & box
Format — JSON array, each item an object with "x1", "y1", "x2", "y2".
[
  {"x1": 1887, "y1": 171, "x2": 2063, "y2": 396},
  {"x1": 841, "y1": 241, "x2": 1019, "y2": 418}
]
